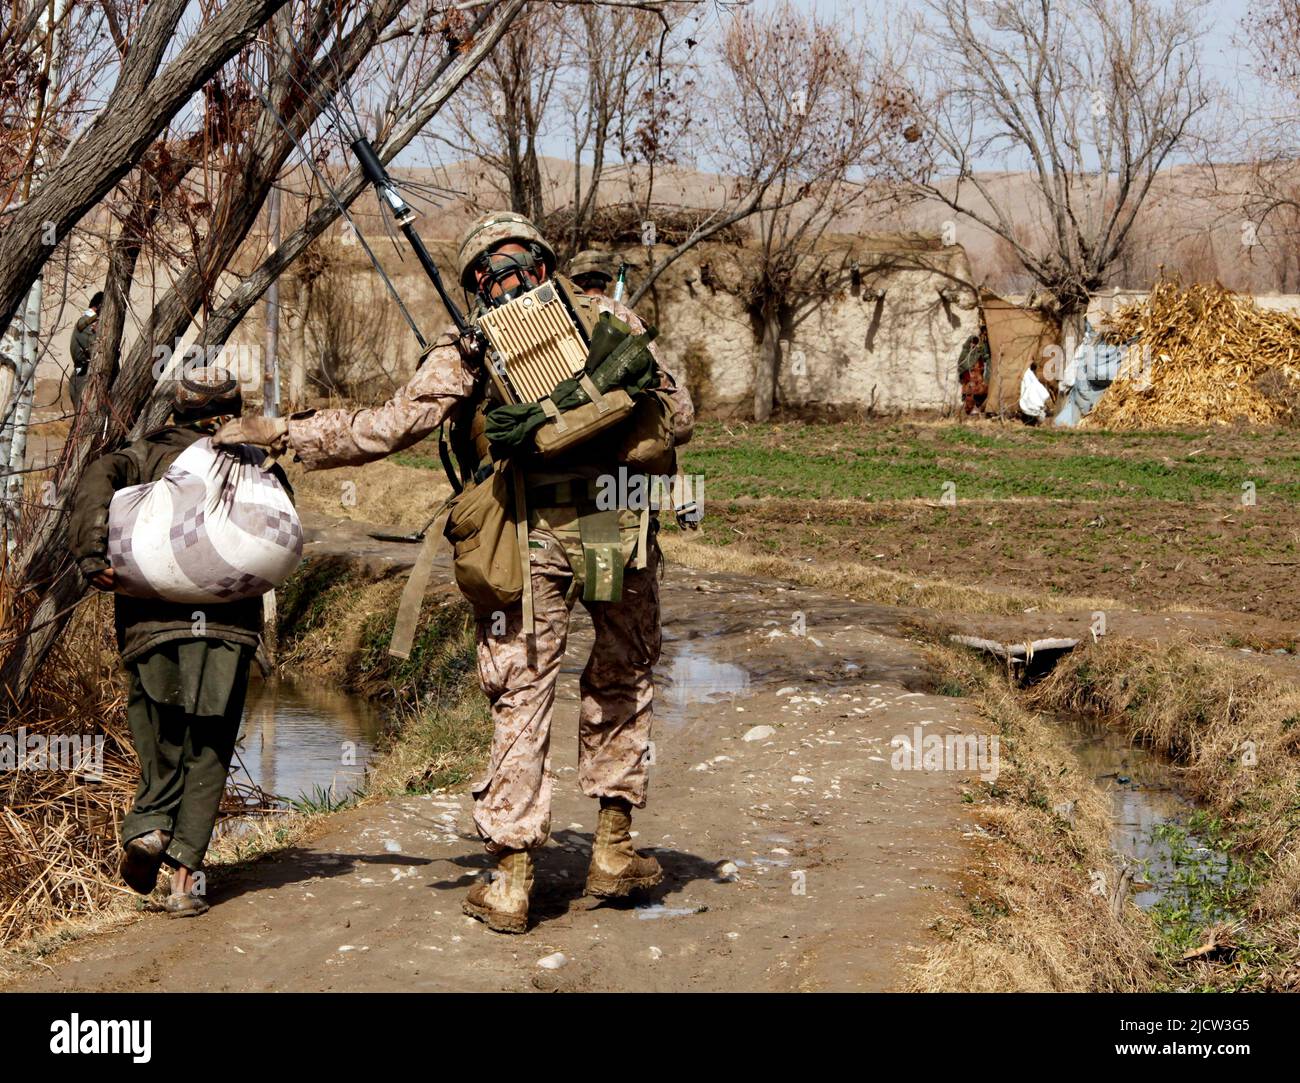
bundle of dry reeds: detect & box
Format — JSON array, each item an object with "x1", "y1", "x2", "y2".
[
  {"x1": 1085, "y1": 277, "x2": 1300, "y2": 428},
  {"x1": 0, "y1": 593, "x2": 136, "y2": 945}
]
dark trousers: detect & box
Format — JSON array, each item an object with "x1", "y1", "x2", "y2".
[{"x1": 121, "y1": 640, "x2": 251, "y2": 870}]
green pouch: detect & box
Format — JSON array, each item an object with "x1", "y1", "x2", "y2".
[{"x1": 579, "y1": 506, "x2": 624, "y2": 603}]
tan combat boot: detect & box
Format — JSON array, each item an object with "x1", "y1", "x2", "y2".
[
  {"x1": 463, "y1": 849, "x2": 534, "y2": 933},
  {"x1": 585, "y1": 798, "x2": 664, "y2": 898}
]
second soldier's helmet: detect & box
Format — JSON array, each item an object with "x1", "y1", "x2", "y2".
[
  {"x1": 457, "y1": 210, "x2": 558, "y2": 293},
  {"x1": 568, "y1": 249, "x2": 616, "y2": 284}
]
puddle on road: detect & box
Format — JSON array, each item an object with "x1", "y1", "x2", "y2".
[
  {"x1": 636, "y1": 903, "x2": 706, "y2": 920},
  {"x1": 233, "y1": 677, "x2": 386, "y2": 804},
  {"x1": 657, "y1": 643, "x2": 752, "y2": 727},
  {"x1": 1066, "y1": 720, "x2": 1229, "y2": 910}
]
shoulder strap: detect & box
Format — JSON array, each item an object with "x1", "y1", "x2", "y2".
[
  {"x1": 388, "y1": 495, "x2": 455, "y2": 661},
  {"x1": 437, "y1": 421, "x2": 463, "y2": 495},
  {"x1": 557, "y1": 275, "x2": 603, "y2": 339}
]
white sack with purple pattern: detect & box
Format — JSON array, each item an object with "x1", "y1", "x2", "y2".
[{"x1": 107, "y1": 437, "x2": 302, "y2": 603}]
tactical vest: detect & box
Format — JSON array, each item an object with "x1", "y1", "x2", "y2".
[{"x1": 452, "y1": 276, "x2": 666, "y2": 610}]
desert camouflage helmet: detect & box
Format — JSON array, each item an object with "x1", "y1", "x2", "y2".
[
  {"x1": 568, "y1": 249, "x2": 617, "y2": 282},
  {"x1": 457, "y1": 210, "x2": 557, "y2": 289}
]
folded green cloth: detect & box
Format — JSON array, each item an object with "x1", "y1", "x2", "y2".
[{"x1": 486, "y1": 312, "x2": 658, "y2": 455}]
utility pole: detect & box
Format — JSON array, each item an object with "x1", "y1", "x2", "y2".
[{"x1": 261, "y1": 180, "x2": 282, "y2": 659}]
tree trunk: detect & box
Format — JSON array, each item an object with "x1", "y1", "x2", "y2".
[
  {"x1": 753, "y1": 303, "x2": 782, "y2": 421},
  {"x1": 264, "y1": 186, "x2": 281, "y2": 418},
  {"x1": 1055, "y1": 305, "x2": 1087, "y2": 394},
  {"x1": 0, "y1": 0, "x2": 291, "y2": 332},
  {"x1": 286, "y1": 276, "x2": 309, "y2": 410}
]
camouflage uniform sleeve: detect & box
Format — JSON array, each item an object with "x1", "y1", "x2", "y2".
[
  {"x1": 600, "y1": 297, "x2": 696, "y2": 448},
  {"x1": 287, "y1": 335, "x2": 477, "y2": 471}
]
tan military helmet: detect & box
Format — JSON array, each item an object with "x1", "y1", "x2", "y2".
[
  {"x1": 568, "y1": 249, "x2": 617, "y2": 283},
  {"x1": 457, "y1": 210, "x2": 557, "y2": 289}
]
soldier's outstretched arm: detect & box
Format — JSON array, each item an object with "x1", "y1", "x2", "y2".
[{"x1": 217, "y1": 335, "x2": 477, "y2": 471}]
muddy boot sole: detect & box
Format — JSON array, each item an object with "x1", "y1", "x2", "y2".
[
  {"x1": 585, "y1": 865, "x2": 665, "y2": 899},
  {"x1": 462, "y1": 897, "x2": 529, "y2": 934}
]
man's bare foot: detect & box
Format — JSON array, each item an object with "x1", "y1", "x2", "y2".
[{"x1": 173, "y1": 866, "x2": 208, "y2": 898}]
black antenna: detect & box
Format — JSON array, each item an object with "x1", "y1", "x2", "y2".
[
  {"x1": 246, "y1": 81, "x2": 428, "y2": 349},
  {"x1": 348, "y1": 137, "x2": 471, "y2": 339}
]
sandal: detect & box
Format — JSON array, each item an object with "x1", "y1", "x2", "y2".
[
  {"x1": 162, "y1": 892, "x2": 210, "y2": 918},
  {"x1": 119, "y1": 829, "x2": 171, "y2": 895}
]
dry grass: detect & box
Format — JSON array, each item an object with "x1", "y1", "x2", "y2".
[
  {"x1": 274, "y1": 562, "x2": 490, "y2": 798},
  {"x1": 906, "y1": 642, "x2": 1161, "y2": 991},
  {"x1": 1087, "y1": 277, "x2": 1300, "y2": 429},
  {"x1": 659, "y1": 533, "x2": 1121, "y2": 615},
  {"x1": 276, "y1": 566, "x2": 409, "y2": 684},
  {"x1": 0, "y1": 593, "x2": 139, "y2": 947},
  {"x1": 1029, "y1": 637, "x2": 1300, "y2": 853}
]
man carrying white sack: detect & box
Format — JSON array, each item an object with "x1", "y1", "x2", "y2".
[{"x1": 69, "y1": 367, "x2": 294, "y2": 916}]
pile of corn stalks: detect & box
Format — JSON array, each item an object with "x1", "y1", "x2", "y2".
[{"x1": 1085, "y1": 278, "x2": 1300, "y2": 428}]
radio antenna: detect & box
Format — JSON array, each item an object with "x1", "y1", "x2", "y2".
[{"x1": 348, "y1": 137, "x2": 472, "y2": 339}]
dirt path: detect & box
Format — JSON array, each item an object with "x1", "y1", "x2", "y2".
[{"x1": 11, "y1": 549, "x2": 993, "y2": 992}]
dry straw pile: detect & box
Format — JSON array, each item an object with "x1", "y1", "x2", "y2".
[
  {"x1": 1085, "y1": 278, "x2": 1300, "y2": 428},
  {"x1": 0, "y1": 596, "x2": 136, "y2": 945}
]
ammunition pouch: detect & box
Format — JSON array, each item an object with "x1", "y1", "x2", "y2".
[{"x1": 578, "y1": 505, "x2": 625, "y2": 603}]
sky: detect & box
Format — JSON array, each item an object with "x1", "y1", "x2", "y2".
[{"x1": 409, "y1": 0, "x2": 1275, "y2": 178}]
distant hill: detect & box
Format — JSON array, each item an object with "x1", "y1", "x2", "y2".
[{"x1": 319, "y1": 155, "x2": 1300, "y2": 297}]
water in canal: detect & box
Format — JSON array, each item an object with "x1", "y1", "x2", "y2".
[{"x1": 231, "y1": 677, "x2": 387, "y2": 806}]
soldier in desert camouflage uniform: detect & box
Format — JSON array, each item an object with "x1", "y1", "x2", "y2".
[
  {"x1": 215, "y1": 211, "x2": 694, "y2": 933},
  {"x1": 567, "y1": 249, "x2": 617, "y2": 297}
]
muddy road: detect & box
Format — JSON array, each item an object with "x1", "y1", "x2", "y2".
[{"x1": 13, "y1": 551, "x2": 993, "y2": 993}]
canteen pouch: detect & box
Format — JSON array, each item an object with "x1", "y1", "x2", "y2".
[{"x1": 444, "y1": 460, "x2": 522, "y2": 610}]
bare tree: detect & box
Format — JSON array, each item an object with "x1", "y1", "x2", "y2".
[
  {"x1": 1229, "y1": 3, "x2": 1300, "y2": 280},
  {"x1": 303, "y1": 252, "x2": 406, "y2": 400},
  {"x1": 707, "y1": 2, "x2": 919, "y2": 420},
  {"x1": 439, "y1": 4, "x2": 565, "y2": 223},
  {"x1": 556, "y1": 2, "x2": 665, "y2": 257},
  {"x1": 0, "y1": 0, "x2": 527, "y2": 700},
  {"x1": 0, "y1": 0, "x2": 294, "y2": 335},
  {"x1": 436, "y1": 0, "x2": 702, "y2": 261},
  {"x1": 898, "y1": 0, "x2": 1213, "y2": 349}
]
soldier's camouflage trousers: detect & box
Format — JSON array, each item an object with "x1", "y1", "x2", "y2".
[{"x1": 470, "y1": 505, "x2": 661, "y2": 852}]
